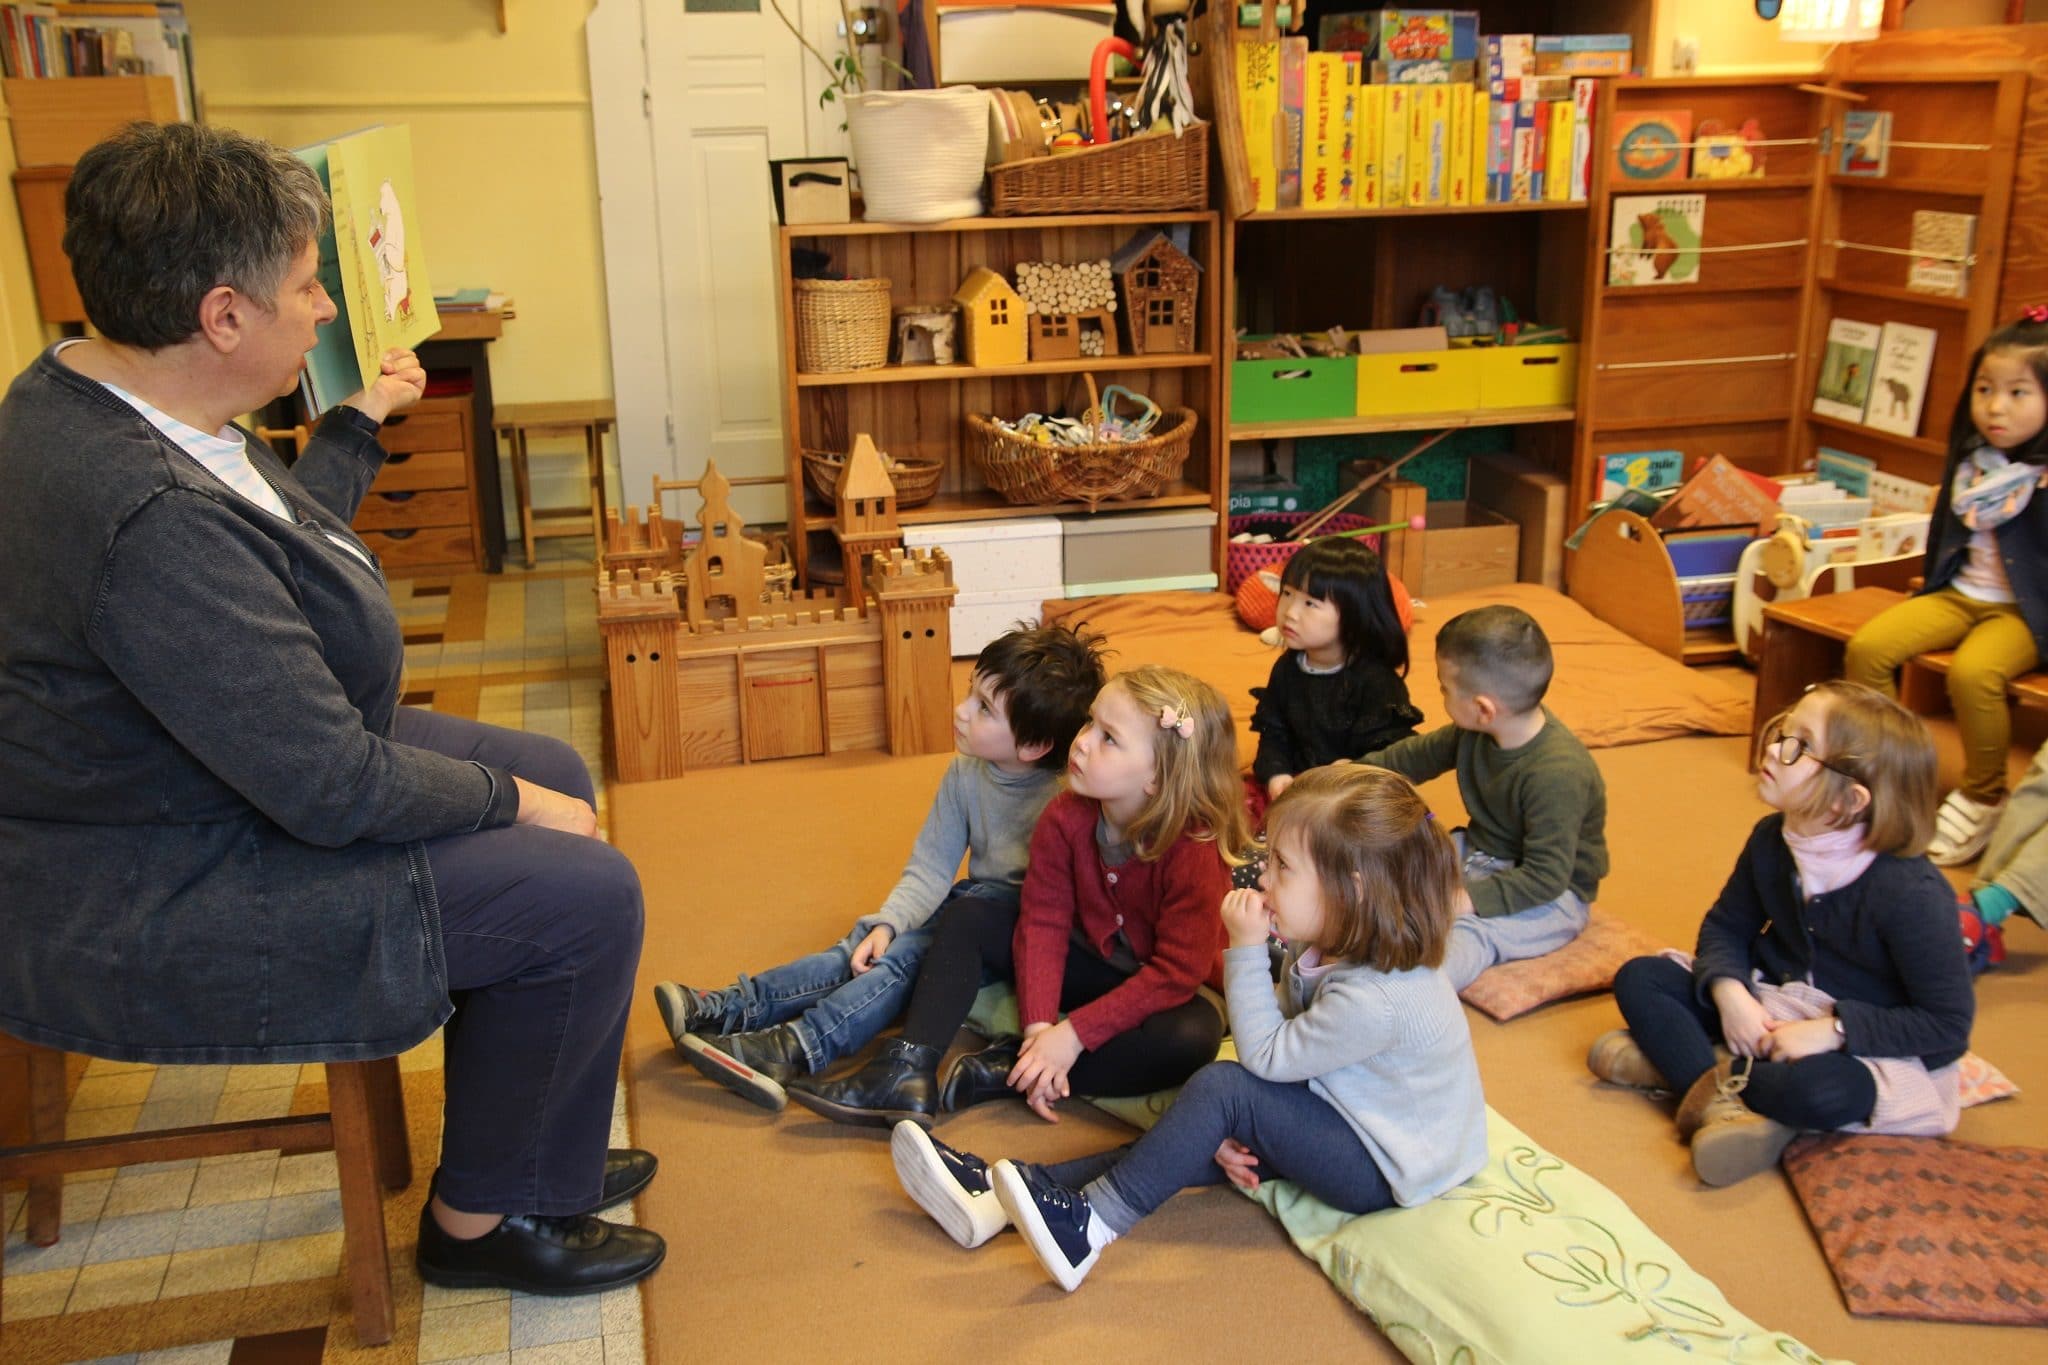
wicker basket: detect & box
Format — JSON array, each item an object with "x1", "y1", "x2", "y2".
[
  {"x1": 987, "y1": 124, "x2": 1210, "y2": 216},
  {"x1": 801, "y1": 447, "x2": 943, "y2": 509},
  {"x1": 966, "y1": 375, "x2": 1196, "y2": 512},
  {"x1": 794, "y1": 277, "x2": 893, "y2": 372},
  {"x1": 1224, "y1": 513, "x2": 1380, "y2": 595}
]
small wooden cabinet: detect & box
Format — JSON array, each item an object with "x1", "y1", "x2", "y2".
[{"x1": 354, "y1": 395, "x2": 487, "y2": 572}]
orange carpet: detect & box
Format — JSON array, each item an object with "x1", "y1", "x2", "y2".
[{"x1": 615, "y1": 722, "x2": 2047, "y2": 1362}]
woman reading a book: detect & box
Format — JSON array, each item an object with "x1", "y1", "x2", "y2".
[
  {"x1": 0, "y1": 123, "x2": 665, "y2": 1297},
  {"x1": 1845, "y1": 311, "x2": 2048, "y2": 867}
]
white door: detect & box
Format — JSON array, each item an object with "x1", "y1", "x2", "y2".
[{"x1": 589, "y1": 0, "x2": 825, "y2": 530}]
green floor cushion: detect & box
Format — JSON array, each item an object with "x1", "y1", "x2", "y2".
[{"x1": 964, "y1": 985, "x2": 1841, "y2": 1364}]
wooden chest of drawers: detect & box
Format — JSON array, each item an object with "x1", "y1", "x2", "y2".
[{"x1": 356, "y1": 395, "x2": 485, "y2": 573}]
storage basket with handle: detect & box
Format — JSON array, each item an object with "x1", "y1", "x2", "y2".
[
  {"x1": 794, "y1": 277, "x2": 893, "y2": 372},
  {"x1": 1225, "y1": 513, "x2": 1382, "y2": 595},
  {"x1": 965, "y1": 374, "x2": 1196, "y2": 512},
  {"x1": 987, "y1": 123, "x2": 1209, "y2": 215}
]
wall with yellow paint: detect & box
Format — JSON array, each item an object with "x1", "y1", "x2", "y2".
[
  {"x1": 0, "y1": 2, "x2": 610, "y2": 407},
  {"x1": 1663, "y1": 1, "x2": 1832, "y2": 76}
]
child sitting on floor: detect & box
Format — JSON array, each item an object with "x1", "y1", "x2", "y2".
[
  {"x1": 651, "y1": 622, "x2": 1105, "y2": 1110},
  {"x1": 787, "y1": 665, "x2": 1251, "y2": 1127},
  {"x1": 1249, "y1": 537, "x2": 1422, "y2": 805},
  {"x1": 1358, "y1": 604, "x2": 1607, "y2": 992},
  {"x1": 888, "y1": 763, "x2": 1487, "y2": 1290},
  {"x1": 1593, "y1": 680, "x2": 1976, "y2": 1187}
]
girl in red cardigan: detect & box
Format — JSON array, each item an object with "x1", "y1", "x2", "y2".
[{"x1": 789, "y1": 665, "x2": 1252, "y2": 1126}]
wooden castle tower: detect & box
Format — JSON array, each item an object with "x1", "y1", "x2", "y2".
[{"x1": 597, "y1": 450, "x2": 955, "y2": 782}]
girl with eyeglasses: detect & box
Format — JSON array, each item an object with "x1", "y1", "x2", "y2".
[{"x1": 1588, "y1": 681, "x2": 1975, "y2": 1187}]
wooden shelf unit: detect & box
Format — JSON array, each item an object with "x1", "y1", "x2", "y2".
[
  {"x1": 1568, "y1": 63, "x2": 2029, "y2": 520},
  {"x1": 773, "y1": 212, "x2": 1222, "y2": 587}
]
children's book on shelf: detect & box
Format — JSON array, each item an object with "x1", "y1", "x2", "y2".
[
  {"x1": 1816, "y1": 445, "x2": 1877, "y2": 497},
  {"x1": 293, "y1": 124, "x2": 440, "y2": 416},
  {"x1": 1865, "y1": 321, "x2": 1937, "y2": 438},
  {"x1": 1858, "y1": 512, "x2": 1932, "y2": 560},
  {"x1": 1906, "y1": 210, "x2": 1976, "y2": 298},
  {"x1": 1868, "y1": 467, "x2": 1940, "y2": 516},
  {"x1": 1650, "y1": 453, "x2": 1783, "y2": 535},
  {"x1": 1692, "y1": 118, "x2": 1764, "y2": 179},
  {"x1": 1839, "y1": 110, "x2": 1891, "y2": 177},
  {"x1": 1611, "y1": 110, "x2": 1691, "y2": 186},
  {"x1": 1811, "y1": 318, "x2": 1882, "y2": 423},
  {"x1": 1607, "y1": 194, "x2": 1704, "y2": 288},
  {"x1": 1599, "y1": 449, "x2": 1684, "y2": 502}
]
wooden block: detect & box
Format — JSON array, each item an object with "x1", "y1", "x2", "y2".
[
  {"x1": 743, "y1": 666, "x2": 825, "y2": 761},
  {"x1": 676, "y1": 656, "x2": 743, "y2": 770},
  {"x1": 1468, "y1": 453, "x2": 1567, "y2": 590},
  {"x1": 1361, "y1": 478, "x2": 1427, "y2": 590},
  {"x1": 607, "y1": 631, "x2": 688, "y2": 781},
  {"x1": 1418, "y1": 501, "x2": 1519, "y2": 597},
  {"x1": 3, "y1": 76, "x2": 179, "y2": 167}
]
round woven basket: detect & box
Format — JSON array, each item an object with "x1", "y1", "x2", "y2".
[
  {"x1": 965, "y1": 376, "x2": 1195, "y2": 512},
  {"x1": 801, "y1": 447, "x2": 943, "y2": 509},
  {"x1": 794, "y1": 277, "x2": 893, "y2": 372},
  {"x1": 1224, "y1": 513, "x2": 1380, "y2": 595}
]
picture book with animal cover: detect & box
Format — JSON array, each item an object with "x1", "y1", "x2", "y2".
[
  {"x1": 1607, "y1": 193, "x2": 1704, "y2": 287},
  {"x1": 1611, "y1": 110, "x2": 1691, "y2": 185},
  {"x1": 1812, "y1": 317, "x2": 1882, "y2": 423},
  {"x1": 1865, "y1": 321, "x2": 1937, "y2": 438},
  {"x1": 1907, "y1": 210, "x2": 1976, "y2": 298},
  {"x1": 1839, "y1": 109, "x2": 1891, "y2": 177},
  {"x1": 294, "y1": 124, "x2": 440, "y2": 414}
]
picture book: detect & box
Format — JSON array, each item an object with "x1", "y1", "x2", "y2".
[
  {"x1": 1839, "y1": 110, "x2": 1891, "y2": 177},
  {"x1": 1816, "y1": 445, "x2": 1877, "y2": 497},
  {"x1": 1906, "y1": 210, "x2": 1976, "y2": 298},
  {"x1": 1812, "y1": 318, "x2": 1882, "y2": 423},
  {"x1": 1650, "y1": 453, "x2": 1782, "y2": 535},
  {"x1": 1865, "y1": 321, "x2": 1938, "y2": 438},
  {"x1": 1607, "y1": 193, "x2": 1704, "y2": 287},
  {"x1": 1692, "y1": 118, "x2": 1764, "y2": 179},
  {"x1": 1858, "y1": 512, "x2": 1932, "y2": 560},
  {"x1": 1612, "y1": 110, "x2": 1691, "y2": 185},
  {"x1": 1868, "y1": 468, "x2": 1940, "y2": 516},
  {"x1": 1600, "y1": 449, "x2": 1684, "y2": 502},
  {"x1": 294, "y1": 125, "x2": 439, "y2": 414}
]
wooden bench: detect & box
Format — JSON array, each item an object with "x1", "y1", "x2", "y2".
[{"x1": 1752, "y1": 586, "x2": 2048, "y2": 756}]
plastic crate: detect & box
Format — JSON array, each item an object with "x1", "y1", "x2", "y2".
[
  {"x1": 1355, "y1": 349, "x2": 1482, "y2": 417},
  {"x1": 1477, "y1": 343, "x2": 1579, "y2": 408}
]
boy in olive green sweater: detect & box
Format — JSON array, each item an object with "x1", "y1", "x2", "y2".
[{"x1": 1360, "y1": 605, "x2": 1607, "y2": 991}]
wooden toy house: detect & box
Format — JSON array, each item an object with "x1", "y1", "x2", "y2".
[
  {"x1": 598, "y1": 460, "x2": 956, "y2": 781},
  {"x1": 1112, "y1": 229, "x2": 1201, "y2": 355},
  {"x1": 952, "y1": 267, "x2": 1027, "y2": 367},
  {"x1": 1027, "y1": 310, "x2": 1081, "y2": 362},
  {"x1": 893, "y1": 304, "x2": 957, "y2": 365}
]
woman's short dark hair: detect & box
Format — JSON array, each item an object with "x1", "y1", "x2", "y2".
[{"x1": 64, "y1": 122, "x2": 328, "y2": 348}]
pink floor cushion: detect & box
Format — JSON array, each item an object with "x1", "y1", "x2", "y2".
[{"x1": 1459, "y1": 907, "x2": 1667, "y2": 1022}]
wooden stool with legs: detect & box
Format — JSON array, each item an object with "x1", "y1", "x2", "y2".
[
  {"x1": 0, "y1": 1034, "x2": 412, "y2": 1347},
  {"x1": 495, "y1": 400, "x2": 616, "y2": 567}
]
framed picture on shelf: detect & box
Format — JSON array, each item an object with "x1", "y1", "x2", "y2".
[
  {"x1": 1865, "y1": 322, "x2": 1938, "y2": 438},
  {"x1": 1607, "y1": 194, "x2": 1705, "y2": 287},
  {"x1": 1812, "y1": 318, "x2": 1881, "y2": 423}
]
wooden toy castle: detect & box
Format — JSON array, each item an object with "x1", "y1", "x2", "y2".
[{"x1": 598, "y1": 436, "x2": 956, "y2": 782}]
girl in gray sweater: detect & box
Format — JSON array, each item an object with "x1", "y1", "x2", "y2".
[{"x1": 890, "y1": 764, "x2": 1489, "y2": 1290}]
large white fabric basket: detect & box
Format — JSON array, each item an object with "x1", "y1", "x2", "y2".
[{"x1": 847, "y1": 87, "x2": 988, "y2": 224}]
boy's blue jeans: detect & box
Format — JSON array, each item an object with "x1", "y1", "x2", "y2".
[{"x1": 692, "y1": 879, "x2": 1018, "y2": 1072}]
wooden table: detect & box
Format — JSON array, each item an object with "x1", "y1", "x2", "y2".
[{"x1": 1751, "y1": 586, "x2": 1905, "y2": 755}]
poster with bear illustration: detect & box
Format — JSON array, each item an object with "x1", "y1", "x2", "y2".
[{"x1": 1607, "y1": 194, "x2": 1704, "y2": 287}]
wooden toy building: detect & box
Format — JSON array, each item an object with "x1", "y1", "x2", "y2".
[
  {"x1": 951, "y1": 266, "x2": 1026, "y2": 366},
  {"x1": 1112, "y1": 229, "x2": 1200, "y2": 354},
  {"x1": 597, "y1": 438, "x2": 957, "y2": 782}
]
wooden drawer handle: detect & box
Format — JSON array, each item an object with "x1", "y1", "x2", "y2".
[
  {"x1": 386, "y1": 452, "x2": 414, "y2": 465},
  {"x1": 382, "y1": 528, "x2": 419, "y2": 541},
  {"x1": 374, "y1": 491, "x2": 417, "y2": 503},
  {"x1": 750, "y1": 675, "x2": 816, "y2": 688}
]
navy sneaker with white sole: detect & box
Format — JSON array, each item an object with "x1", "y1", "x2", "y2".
[
  {"x1": 890, "y1": 1121, "x2": 1008, "y2": 1249},
  {"x1": 991, "y1": 1160, "x2": 1115, "y2": 1292}
]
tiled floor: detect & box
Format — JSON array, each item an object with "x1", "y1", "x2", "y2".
[{"x1": 2, "y1": 537, "x2": 636, "y2": 1364}]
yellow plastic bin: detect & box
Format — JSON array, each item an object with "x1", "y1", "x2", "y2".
[
  {"x1": 1478, "y1": 343, "x2": 1579, "y2": 409},
  {"x1": 1355, "y1": 349, "x2": 1482, "y2": 417}
]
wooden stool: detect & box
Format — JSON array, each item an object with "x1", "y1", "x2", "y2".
[
  {"x1": 495, "y1": 400, "x2": 616, "y2": 568},
  {"x1": 0, "y1": 1037, "x2": 411, "y2": 1347}
]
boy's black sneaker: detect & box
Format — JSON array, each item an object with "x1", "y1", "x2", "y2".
[
  {"x1": 890, "y1": 1120, "x2": 1008, "y2": 1248},
  {"x1": 991, "y1": 1160, "x2": 1114, "y2": 1292},
  {"x1": 651, "y1": 981, "x2": 705, "y2": 1046},
  {"x1": 679, "y1": 1026, "x2": 804, "y2": 1110}
]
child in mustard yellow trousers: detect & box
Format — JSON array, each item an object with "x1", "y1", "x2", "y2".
[{"x1": 1845, "y1": 312, "x2": 2048, "y2": 864}]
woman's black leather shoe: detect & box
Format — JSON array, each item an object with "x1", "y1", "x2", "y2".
[
  {"x1": 591, "y1": 1148, "x2": 658, "y2": 1213},
  {"x1": 940, "y1": 1042, "x2": 1021, "y2": 1112},
  {"x1": 416, "y1": 1204, "x2": 667, "y2": 1296}
]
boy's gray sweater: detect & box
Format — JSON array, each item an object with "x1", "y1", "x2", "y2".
[
  {"x1": 852, "y1": 757, "x2": 1058, "y2": 940},
  {"x1": 1225, "y1": 943, "x2": 1488, "y2": 1206}
]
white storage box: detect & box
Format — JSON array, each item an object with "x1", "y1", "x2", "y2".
[
  {"x1": 1061, "y1": 507, "x2": 1218, "y2": 597},
  {"x1": 937, "y1": 3, "x2": 1115, "y2": 85},
  {"x1": 904, "y1": 518, "x2": 1065, "y2": 656}
]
